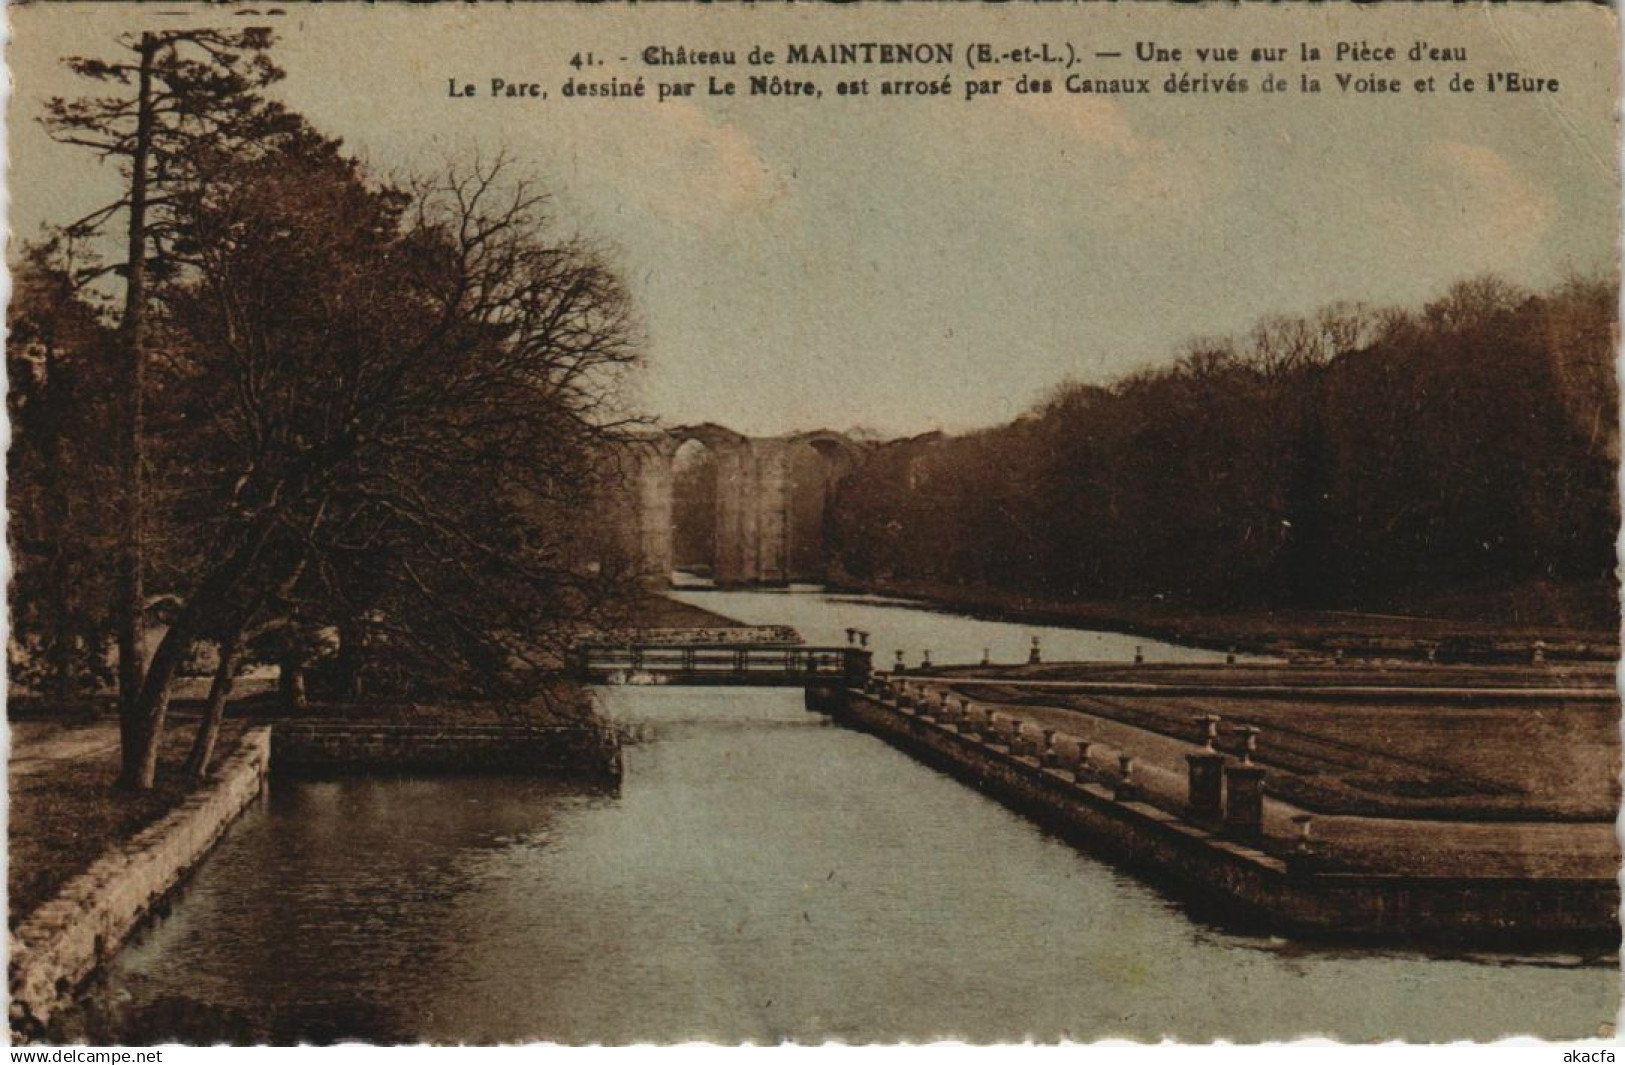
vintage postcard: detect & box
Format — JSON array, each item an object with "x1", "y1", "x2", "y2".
[{"x1": 5, "y1": 0, "x2": 1620, "y2": 1048}]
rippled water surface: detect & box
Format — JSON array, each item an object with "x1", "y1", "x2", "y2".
[{"x1": 78, "y1": 590, "x2": 1618, "y2": 1043}]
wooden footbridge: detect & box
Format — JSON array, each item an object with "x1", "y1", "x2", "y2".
[{"x1": 572, "y1": 643, "x2": 873, "y2": 687}]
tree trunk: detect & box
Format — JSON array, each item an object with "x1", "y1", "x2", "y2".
[
  {"x1": 115, "y1": 32, "x2": 158, "y2": 788},
  {"x1": 126, "y1": 509, "x2": 282, "y2": 790},
  {"x1": 279, "y1": 652, "x2": 309, "y2": 714},
  {"x1": 185, "y1": 549, "x2": 310, "y2": 779},
  {"x1": 127, "y1": 615, "x2": 193, "y2": 790},
  {"x1": 336, "y1": 619, "x2": 365, "y2": 701},
  {"x1": 184, "y1": 632, "x2": 242, "y2": 780}
]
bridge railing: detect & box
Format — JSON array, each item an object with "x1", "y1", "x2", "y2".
[{"x1": 573, "y1": 644, "x2": 871, "y2": 686}]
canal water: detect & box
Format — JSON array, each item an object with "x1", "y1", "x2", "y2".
[
  {"x1": 75, "y1": 589, "x2": 1617, "y2": 1043},
  {"x1": 666, "y1": 584, "x2": 1248, "y2": 668}
]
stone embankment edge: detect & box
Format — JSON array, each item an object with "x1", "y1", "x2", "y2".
[
  {"x1": 827, "y1": 576, "x2": 1615, "y2": 662},
  {"x1": 270, "y1": 722, "x2": 623, "y2": 779},
  {"x1": 817, "y1": 689, "x2": 1620, "y2": 946},
  {"x1": 9, "y1": 727, "x2": 273, "y2": 1037}
]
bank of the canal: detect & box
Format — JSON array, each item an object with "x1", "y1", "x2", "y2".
[
  {"x1": 823, "y1": 575, "x2": 1617, "y2": 663},
  {"x1": 11, "y1": 697, "x2": 620, "y2": 1041},
  {"x1": 10, "y1": 729, "x2": 273, "y2": 1039},
  {"x1": 820, "y1": 678, "x2": 1617, "y2": 945},
  {"x1": 50, "y1": 590, "x2": 1622, "y2": 1043}
]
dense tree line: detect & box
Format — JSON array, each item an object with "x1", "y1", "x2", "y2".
[
  {"x1": 8, "y1": 242, "x2": 123, "y2": 703},
  {"x1": 827, "y1": 276, "x2": 1618, "y2": 618},
  {"x1": 10, "y1": 31, "x2": 643, "y2": 787}
]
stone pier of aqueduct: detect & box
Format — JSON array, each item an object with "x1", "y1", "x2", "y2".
[{"x1": 625, "y1": 425, "x2": 862, "y2": 587}]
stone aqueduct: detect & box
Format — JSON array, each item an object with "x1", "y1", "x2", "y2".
[{"x1": 624, "y1": 425, "x2": 864, "y2": 587}]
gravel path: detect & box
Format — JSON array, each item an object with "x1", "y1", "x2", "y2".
[{"x1": 8, "y1": 720, "x2": 122, "y2": 779}]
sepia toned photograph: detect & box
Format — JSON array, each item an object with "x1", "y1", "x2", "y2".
[{"x1": 4, "y1": 0, "x2": 1621, "y2": 1047}]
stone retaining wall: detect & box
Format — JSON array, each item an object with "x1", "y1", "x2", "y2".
[
  {"x1": 822, "y1": 690, "x2": 1619, "y2": 946},
  {"x1": 271, "y1": 722, "x2": 622, "y2": 779},
  {"x1": 9, "y1": 728, "x2": 273, "y2": 1037}
]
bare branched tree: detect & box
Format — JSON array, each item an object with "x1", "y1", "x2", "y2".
[{"x1": 131, "y1": 143, "x2": 643, "y2": 781}]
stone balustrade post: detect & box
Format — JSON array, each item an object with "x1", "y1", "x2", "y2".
[
  {"x1": 1194, "y1": 713, "x2": 1222, "y2": 751},
  {"x1": 1235, "y1": 725, "x2": 1261, "y2": 765},
  {"x1": 1286, "y1": 813, "x2": 1325, "y2": 878},
  {"x1": 1072, "y1": 738, "x2": 1093, "y2": 778},
  {"x1": 1113, "y1": 754, "x2": 1138, "y2": 801},
  {"x1": 845, "y1": 648, "x2": 873, "y2": 689},
  {"x1": 923, "y1": 689, "x2": 942, "y2": 719},
  {"x1": 1040, "y1": 728, "x2": 1058, "y2": 767},
  {"x1": 1292, "y1": 813, "x2": 1314, "y2": 854},
  {"x1": 1185, "y1": 751, "x2": 1225, "y2": 824},
  {"x1": 1223, "y1": 763, "x2": 1268, "y2": 844}
]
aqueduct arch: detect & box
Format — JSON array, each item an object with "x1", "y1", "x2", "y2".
[{"x1": 626, "y1": 425, "x2": 864, "y2": 587}]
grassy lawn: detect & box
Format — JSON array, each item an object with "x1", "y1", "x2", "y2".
[
  {"x1": 619, "y1": 593, "x2": 748, "y2": 631},
  {"x1": 933, "y1": 661, "x2": 1617, "y2": 688},
  {"x1": 847, "y1": 575, "x2": 1618, "y2": 658},
  {"x1": 9, "y1": 714, "x2": 248, "y2": 926},
  {"x1": 955, "y1": 679, "x2": 1619, "y2": 822}
]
